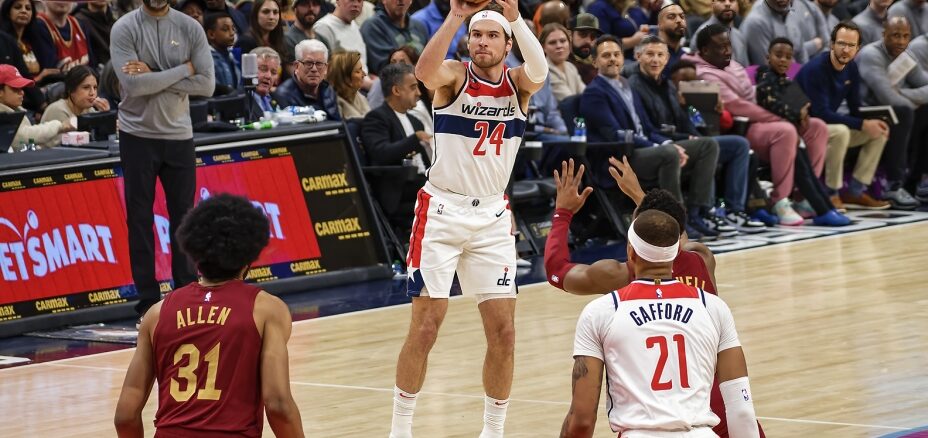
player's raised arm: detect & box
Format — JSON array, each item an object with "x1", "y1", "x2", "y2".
[
  {"x1": 545, "y1": 159, "x2": 630, "y2": 294},
  {"x1": 114, "y1": 304, "x2": 160, "y2": 438},
  {"x1": 257, "y1": 292, "x2": 305, "y2": 438},
  {"x1": 498, "y1": 0, "x2": 547, "y2": 95},
  {"x1": 416, "y1": 0, "x2": 490, "y2": 90}
]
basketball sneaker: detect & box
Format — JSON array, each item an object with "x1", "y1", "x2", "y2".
[
  {"x1": 703, "y1": 212, "x2": 738, "y2": 237},
  {"x1": 773, "y1": 198, "x2": 804, "y2": 226},
  {"x1": 724, "y1": 210, "x2": 767, "y2": 233},
  {"x1": 686, "y1": 216, "x2": 719, "y2": 241},
  {"x1": 883, "y1": 187, "x2": 919, "y2": 210}
]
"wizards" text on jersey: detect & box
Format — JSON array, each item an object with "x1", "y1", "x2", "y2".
[{"x1": 461, "y1": 103, "x2": 516, "y2": 118}]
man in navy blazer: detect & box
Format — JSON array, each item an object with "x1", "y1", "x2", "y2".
[
  {"x1": 580, "y1": 35, "x2": 721, "y2": 239},
  {"x1": 360, "y1": 63, "x2": 431, "y2": 229}
]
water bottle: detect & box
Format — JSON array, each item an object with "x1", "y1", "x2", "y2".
[
  {"x1": 688, "y1": 106, "x2": 707, "y2": 129},
  {"x1": 244, "y1": 120, "x2": 278, "y2": 130},
  {"x1": 391, "y1": 260, "x2": 406, "y2": 279},
  {"x1": 571, "y1": 117, "x2": 587, "y2": 142}
]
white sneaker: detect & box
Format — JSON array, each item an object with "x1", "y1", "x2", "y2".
[
  {"x1": 725, "y1": 210, "x2": 767, "y2": 233},
  {"x1": 773, "y1": 198, "x2": 804, "y2": 226}
]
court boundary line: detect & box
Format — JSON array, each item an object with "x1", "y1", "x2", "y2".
[
  {"x1": 23, "y1": 363, "x2": 916, "y2": 431},
  {"x1": 4, "y1": 220, "x2": 925, "y2": 373}
]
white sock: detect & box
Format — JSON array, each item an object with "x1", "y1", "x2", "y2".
[
  {"x1": 390, "y1": 385, "x2": 418, "y2": 438},
  {"x1": 479, "y1": 394, "x2": 509, "y2": 438}
]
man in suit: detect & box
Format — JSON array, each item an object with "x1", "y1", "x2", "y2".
[
  {"x1": 360, "y1": 62, "x2": 431, "y2": 229},
  {"x1": 580, "y1": 35, "x2": 721, "y2": 239}
]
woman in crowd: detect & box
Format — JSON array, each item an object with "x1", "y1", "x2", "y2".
[
  {"x1": 41, "y1": 66, "x2": 109, "y2": 146},
  {"x1": 328, "y1": 50, "x2": 370, "y2": 119},
  {"x1": 236, "y1": 0, "x2": 288, "y2": 59},
  {"x1": 540, "y1": 23, "x2": 584, "y2": 102},
  {"x1": 0, "y1": 0, "x2": 57, "y2": 83}
]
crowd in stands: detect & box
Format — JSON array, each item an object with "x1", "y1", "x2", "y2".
[{"x1": 1, "y1": 0, "x2": 927, "y2": 240}]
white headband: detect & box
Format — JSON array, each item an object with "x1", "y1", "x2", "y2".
[
  {"x1": 469, "y1": 10, "x2": 512, "y2": 37},
  {"x1": 627, "y1": 220, "x2": 679, "y2": 263}
]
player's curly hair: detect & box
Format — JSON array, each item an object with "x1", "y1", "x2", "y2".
[
  {"x1": 177, "y1": 194, "x2": 270, "y2": 282},
  {"x1": 636, "y1": 189, "x2": 686, "y2": 236}
]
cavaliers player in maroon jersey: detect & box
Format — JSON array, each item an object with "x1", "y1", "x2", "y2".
[
  {"x1": 544, "y1": 158, "x2": 765, "y2": 438},
  {"x1": 114, "y1": 194, "x2": 304, "y2": 438}
]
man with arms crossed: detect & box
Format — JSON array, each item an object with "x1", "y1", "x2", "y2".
[
  {"x1": 390, "y1": 0, "x2": 547, "y2": 437},
  {"x1": 114, "y1": 194, "x2": 303, "y2": 437},
  {"x1": 560, "y1": 209, "x2": 759, "y2": 438}
]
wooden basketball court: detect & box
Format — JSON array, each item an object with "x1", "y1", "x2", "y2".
[{"x1": 2, "y1": 223, "x2": 927, "y2": 437}]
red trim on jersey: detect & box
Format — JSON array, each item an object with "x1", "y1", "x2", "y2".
[
  {"x1": 464, "y1": 62, "x2": 514, "y2": 97},
  {"x1": 618, "y1": 282, "x2": 700, "y2": 301},
  {"x1": 406, "y1": 189, "x2": 432, "y2": 268}
]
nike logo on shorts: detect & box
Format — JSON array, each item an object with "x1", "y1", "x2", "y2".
[{"x1": 495, "y1": 210, "x2": 505, "y2": 217}]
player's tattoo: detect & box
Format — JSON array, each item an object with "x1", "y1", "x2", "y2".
[{"x1": 571, "y1": 357, "x2": 588, "y2": 391}]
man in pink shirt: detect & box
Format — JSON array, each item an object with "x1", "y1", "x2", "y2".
[{"x1": 684, "y1": 24, "x2": 829, "y2": 225}]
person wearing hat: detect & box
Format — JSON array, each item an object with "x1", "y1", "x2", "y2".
[
  {"x1": 0, "y1": 64, "x2": 73, "y2": 152},
  {"x1": 176, "y1": 0, "x2": 208, "y2": 25},
  {"x1": 569, "y1": 12, "x2": 603, "y2": 84}
]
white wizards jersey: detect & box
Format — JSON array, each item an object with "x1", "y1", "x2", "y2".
[
  {"x1": 428, "y1": 62, "x2": 527, "y2": 197},
  {"x1": 573, "y1": 280, "x2": 742, "y2": 436}
]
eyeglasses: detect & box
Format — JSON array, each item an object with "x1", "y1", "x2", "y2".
[
  {"x1": 833, "y1": 41, "x2": 858, "y2": 50},
  {"x1": 296, "y1": 60, "x2": 327, "y2": 70}
]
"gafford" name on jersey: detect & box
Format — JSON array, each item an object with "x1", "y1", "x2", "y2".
[{"x1": 629, "y1": 302, "x2": 694, "y2": 326}]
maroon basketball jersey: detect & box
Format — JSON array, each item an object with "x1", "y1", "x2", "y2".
[
  {"x1": 152, "y1": 280, "x2": 264, "y2": 437},
  {"x1": 628, "y1": 250, "x2": 717, "y2": 295}
]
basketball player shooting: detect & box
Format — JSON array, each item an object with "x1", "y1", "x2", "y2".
[
  {"x1": 390, "y1": 0, "x2": 547, "y2": 437},
  {"x1": 114, "y1": 195, "x2": 304, "y2": 438}
]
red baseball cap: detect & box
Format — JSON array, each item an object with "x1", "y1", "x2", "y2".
[{"x1": 0, "y1": 65, "x2": 35, "y2": 89}]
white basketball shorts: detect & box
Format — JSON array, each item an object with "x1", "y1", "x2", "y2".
[{"x1": 406, "y1": 181, "x2": 517, "y2": 301}]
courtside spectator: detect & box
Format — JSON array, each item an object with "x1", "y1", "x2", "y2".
[
  {"x1": 314, "y1": 0, "x2": 368, "y2": 74},
  {"x1": 38, "y1": 0, "x2": 95, "y2": 71},
  {"x1": 274, "y1": 39, "x2": 341, "y2": 119},
  {"x1": 206, "y1": 12, "x2": 240, "y2": 91},
  {"x1": 0, "y1": 64, "x2": 72, "y2": 151},
  {"x1": 582, "y1": 35, "x2": 722, "y2": 239},
  {"x1": 888, "y1": 0, "x2": 927, "y2": 36},
  {"x1": 328, "y1": 50, "x2": 369, "y2": 118},
  {"x1": 360, "y1": 0, "x2": 428, "y2": 75},
  {"x1": 237, "y1": 0, "x2": 288, "y2": 59},
  {"x1": 176, "y1": 0, "x2": 206, "y2": 25},
  {"x1": 205, "y1": 0, "x2": 249, "y2": 35},
  {"x1": 687, "y1": 24, "x2": 829, "y2": 225},
  {"x1": 853, "y1": 0, "x2": 893, "y2": 46},
  {"x1": 540, "y1": 23, "x2": 584, "y2": 102},
  {"x1": 858, "y1": 17, "x2": 928, "y2": 203},
  {"x1": 568, "y1": 13, "x2": 601, "y2": 84},
  {"x1": 74, "y1": 0, "x2": 115, "y2": 67},
  {"x1": 691, "y1": 0, "x2": 749, "y2": 66},
  {"x1": 411, "y1": 0, "x2": 465, "y2": 60},
  {"x1": 740, "y1": 0, "x2": 809, "y2": 65},
  {"x1": 41, "y1": 65, "x2": 109, "y2": 147},
  {"x1": 587, "y1": 0, "x2": 650, "y2": 58}
]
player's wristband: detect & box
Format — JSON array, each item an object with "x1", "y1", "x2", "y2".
[
  {"x1": 720, "y1": 376, "x2": 760, "y2": 438},
  {"x1": 544, "y1": 208, "x2": 576, "y2": 290}
]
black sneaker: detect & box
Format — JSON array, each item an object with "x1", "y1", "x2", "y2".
[
  {"x1": 703, "y1": 212, "x2": 738, "y2": 237},
  {"x1": 687, "y1": 216, "x2": 719, "y2": 241},
  {"x1": 724, "y1": 210, "x2": 767, "y2": 233},
  {"x1": 684, "y1": 222, "x2": 705, "y2": 241}
]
